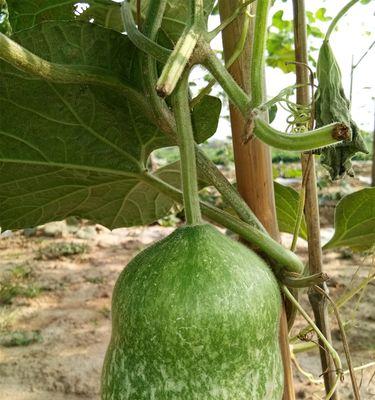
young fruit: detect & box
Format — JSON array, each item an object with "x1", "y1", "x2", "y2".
[{"x1": 101, "y1": 224, "x2": 283, "y2": 399}]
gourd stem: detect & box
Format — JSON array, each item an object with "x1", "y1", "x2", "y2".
[
  {"x1": 325, "y1": 0, "x2": 360, "y2": 41},
  {"x1": 171, "y1": 71, "x2": 202, "y2": 225},
  {"x1": 142, "y1": 0, "x2": 168, "y2": 38},
  {"x1": 290, "y1": 186, "x2": 306, "y2": 252},
  {"x1": 195, "y1": 146, "x2": 267, "y2": 233},
  {"x1": 253, "y1": 117, "x2": 350, "y2": 151},
  {"x1": 121, "y1": 1, "x2": 171, "y2": 63},
  {"x1": 139, "y1": 4, "x2": 265, "y2": 233},
  {"x1": 192, "y1": 0, "x2": 206, "y2": 28},
  {"x1": 141, "y1": 172, "x2": 304, "y2": 274},
  {"x1": 207, "y1": 0, "x2": 255, "y2": 41},
  {"x1": 202, "y1": 46, "x2": 251, "y2": 116},
  {"x1": 282, "y1": 285, "x2": 343, "y2": 400},
  {"x1": 192, "y1": 2, "x2": 252, "y2": 108},
  {"x1": 250, "y1": 0, "x2": 270, "y2": 109}
]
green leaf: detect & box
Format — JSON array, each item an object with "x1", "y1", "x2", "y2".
[
  {"x1": 307, "y1": 24, "x2": 324, "y2": 38},
  {"x1": 1, "y1": 22, "x2": 168, "y2": 171},
  {"x1": 267, "y1": 47, "x2": 296, "y2": 73},
  {"x1": 0, "y1": 21, "x2": 220, "y2": 230},
  {"x1": 192, "y1": 96, "x2": 222, "y2": 143},
  {"x1": 271, "y1": 10, "x2": 292, "y2": 31},
  {"x1": 274, "y1": 182, "x2": 308, "y2": 240},
  {"x1": 315, "y1": 8, "x2": 331, "y2": 22},
  {"x1": 0, "y1": 161, "x2": 184, "y2": 230},
  {"x1": 323, "y1": 188, "x2": 375, "y2": 252},
  {"x1": 266, "y1": 30, "x2": 295, "y2": 73},
  {"x1": 306, "y1": 11, "x2": 316, "y2": 23},
  {"x1": 268, "y1": 104, "x2": 278, "y2": 124},
  {"x1": 0, "y1": 0, "x2": 12, "y2": 35},
  {"x1": 7, "y1": 0, "x2": 123, "y2": 32}
]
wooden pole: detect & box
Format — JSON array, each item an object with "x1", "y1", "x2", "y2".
[
  {"x1": 292, "y1": 1, "x2": 339, "y2": 398},
  {"x1": 218, "y1": 2, "x2": 295, "y2": 399}
]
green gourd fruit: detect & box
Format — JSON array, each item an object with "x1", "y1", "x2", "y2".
[{"x1": 101, "y1": 224, "x2": 283, "y2": 399}]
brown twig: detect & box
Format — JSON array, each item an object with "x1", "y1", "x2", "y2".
[{"x1": 314, "y1": 285, "x2": 361, "y2": 399}]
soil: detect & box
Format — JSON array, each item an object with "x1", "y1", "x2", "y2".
[{"x1": 0, "y1": 162, "x2": 374, "y2": 400}]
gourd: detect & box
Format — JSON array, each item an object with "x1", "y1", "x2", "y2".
[{"x1": 101, "y1": 224, "x2": 283, "y2": 399}]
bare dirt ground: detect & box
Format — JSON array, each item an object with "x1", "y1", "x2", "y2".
[{"x1": 0, "y1": 162, "x2": 374, "y2": 400}]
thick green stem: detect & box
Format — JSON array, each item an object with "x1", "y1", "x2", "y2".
[
  {"x1": 121, "y1": 1, "x2": 171, "y2": 63},
  {"x1": 192, "y1": 3, "x2": 252, "y2": 108},
  {"x1": 203, "y1": 46, "x2": 251, "y2": 116},
  {"x1": 195, "y1": 146, "x2": 266, "y2": 232},
  {"x1": 250, "y1": 0, "x2": 270, "y2": 108},
  {"x1": 254, "y1": 117, "x2": 350, "y2": 151},
  {"x1": 171, "y1": 72, "x2": 202, "y2": 225},
  {"x1": 142, "y1": 0, "x2": 168, "y2": 37},
  {"x1": 141, "y1": 172, "x2": 304, "y2": 274},
  {"x1": 193, "y1": 0, "x2": 206, "y2": 28},
  {"x1": 325, "y1": 0, "x2": 360, "y2": 41},
  {"x1": 290, "y1": 186, "x2": 305, "y2": 251},
  {"x1": 207, "y1": 0, "x2": 255, "y2": 40}
]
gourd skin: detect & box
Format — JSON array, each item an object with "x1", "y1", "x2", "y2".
[{"x1": 101, "y1": 224, "x2": 283, "y2": 399}]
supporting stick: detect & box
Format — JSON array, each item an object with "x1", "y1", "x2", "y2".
[{"x1": 292, "y1": 1, "x2": 339, "y2": 398}]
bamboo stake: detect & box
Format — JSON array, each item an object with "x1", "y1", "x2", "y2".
[
  {"x1": 292, "y1": 1, "x2": 339, "y2": 398},
  {"x1": 218, "y1": 1, "x2": 295, "y2": 398}
]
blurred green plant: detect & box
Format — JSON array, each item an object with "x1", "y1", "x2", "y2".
[
  {"x1": 36, "y1": 242, "x2": 88, "y2": 260},
  {"x1": 0, "y1": 330, "x2": 42, "y2": 347}
]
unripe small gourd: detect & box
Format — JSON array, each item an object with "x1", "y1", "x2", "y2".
[{"x1": 101, "y1": 224, "x2": 283, "y2": 399}]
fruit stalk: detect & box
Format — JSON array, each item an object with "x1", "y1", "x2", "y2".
[{"x1": 171, "y1": 71, "x2": 202, "y2": 225}]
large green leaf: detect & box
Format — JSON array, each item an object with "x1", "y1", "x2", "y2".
[
  {"x1": 323, "y1": 188, "x2": 375, "y2": 252},
  {"x1": 1, "y1": 22, "x2": 168, "y2": 173},
  {"x1": 8, "y1": 0, "x2": 216, "y2": 43},
  {"x1": 0, "y1": 21, "x2": 219, "y2": 230},
  {"x1": 274, "y1": 182, "x2": 308, "y2": 240},
  {"x1": 0, "y1": 163, "x2": 182, "y2": 230},
  {"x1": 7, "y1": 0, "x2": 123, "y2": 32}
]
